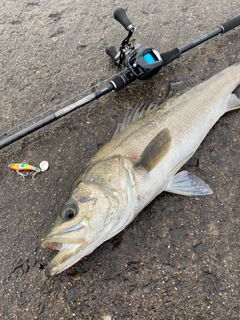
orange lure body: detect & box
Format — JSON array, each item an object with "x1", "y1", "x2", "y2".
[{"x1": 8, "y1": 163, "x2": 40, "y2": 172}]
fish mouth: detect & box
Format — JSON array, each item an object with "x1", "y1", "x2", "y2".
[
  {"x1": 41, "y1": 225, "x2": 95, "y2": 276},
  {"x1": 41, "y1": 239, "x2": 85, "y2": 276},
  {"x1": 40, "y1": 221, "x2": 93, "y2": 276}
]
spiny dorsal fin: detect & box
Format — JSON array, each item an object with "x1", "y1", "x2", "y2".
[
  {"x1": 168, "y1": 77, "x2": 200, "y2": 98},
  {"x1": 113, "y1": 102, "x2": 156, "y2": 137},
  {"x1": 134, "y1": 128, "x2": 172, "y2": 172}
]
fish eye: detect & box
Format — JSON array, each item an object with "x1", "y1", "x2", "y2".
[{"x1": 60, "y1": 205, "x2": 78, "y2": 220}]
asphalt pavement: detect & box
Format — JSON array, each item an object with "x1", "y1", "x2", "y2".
[{"x1": 0, "y1": 1, "x2": 239, "y2": 319}]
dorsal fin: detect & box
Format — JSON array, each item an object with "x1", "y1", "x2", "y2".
[
  {"x1": 134, "y1": 128, "x2": 172, "y2": 172},
  {"x1": 113, "y1": 102, "x2": 156, "y2": 137},
  {"x1": 168, "y1": 77, "x2": 200, "y2": 98}
]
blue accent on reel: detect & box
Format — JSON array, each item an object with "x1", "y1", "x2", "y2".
[{"x1": 143, "y1": 53, "x2": 156, "y2": 64}]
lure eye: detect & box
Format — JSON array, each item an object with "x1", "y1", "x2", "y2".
[{"x1": 61, "y1": 205, "x2": 78, "y2": 220}]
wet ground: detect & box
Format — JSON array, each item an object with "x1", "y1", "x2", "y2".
[{"x1": 0, "y1": 1, "x2": 240, "y2": 319}]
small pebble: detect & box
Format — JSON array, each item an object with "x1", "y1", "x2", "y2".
[{"x1": 70, "y1": 272, "x2": 81, "y2": 281}]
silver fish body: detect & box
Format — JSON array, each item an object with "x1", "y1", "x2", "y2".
[{"x1": 41, "y1": 62, "x2": 240, "y2": 276}]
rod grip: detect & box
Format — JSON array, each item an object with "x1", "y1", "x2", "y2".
[
  {"x1": 161, "y1": 48, "x2": 181, "y2": 66},
  {"x1": 114, "y1": 8, "x2": 133, "y2": 30},
  {"x1": 110, "y1": 72, "x2": 136, "y2": 91},
  {"x1": 221, "y1": 15, "x2": 240, "y2": 33}
]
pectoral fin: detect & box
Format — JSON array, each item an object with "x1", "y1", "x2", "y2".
[
  {"x1": 134, "y1": 128, "x2": 172, "y2": 172},
  {"x1": 165, "y1": 170, "x2": 213, "y2": 196}
]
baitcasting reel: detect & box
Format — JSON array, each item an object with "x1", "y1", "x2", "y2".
[
  {"x1": 106, "y1": 8, "x2": 163, "y2": 81},
  {"x1": 106, "y1": 8, "x2": 181, "y2": 90}
]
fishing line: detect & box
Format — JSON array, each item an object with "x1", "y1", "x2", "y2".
[{"x1": 0, "y1": 68, "x2": 128, "y2": 138}]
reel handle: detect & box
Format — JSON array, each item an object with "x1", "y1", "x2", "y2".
[
  {"x1": 106, "y1": 46, "x2": 119, "y2": 63},
  {"x1": 114, "y1": 8, "x2": 134, "y2": 31}
]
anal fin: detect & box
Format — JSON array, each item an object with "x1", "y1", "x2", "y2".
[
  {"x1": 165, "y1": 170, "x2": 213, "y2": 196},
  {"x1": 227, "y1": 93, "x2": 240, "y2": 111}
]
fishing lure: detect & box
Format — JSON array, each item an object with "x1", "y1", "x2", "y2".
[{"x1": 8, "y1": 161, "x2": 49, "y2": 181}]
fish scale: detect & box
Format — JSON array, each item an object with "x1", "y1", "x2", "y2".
[{"x1": 41, "y1": 62, "x2": 240, "y2": 276}]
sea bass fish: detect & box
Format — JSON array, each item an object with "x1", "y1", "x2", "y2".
[{"x1": 41, "y1": 62, "x2": 240, "y2": 276}]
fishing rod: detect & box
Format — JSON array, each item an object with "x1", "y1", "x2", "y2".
[{"x1": 1, "y1": 8, "x2": 240, "y2": 149}]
